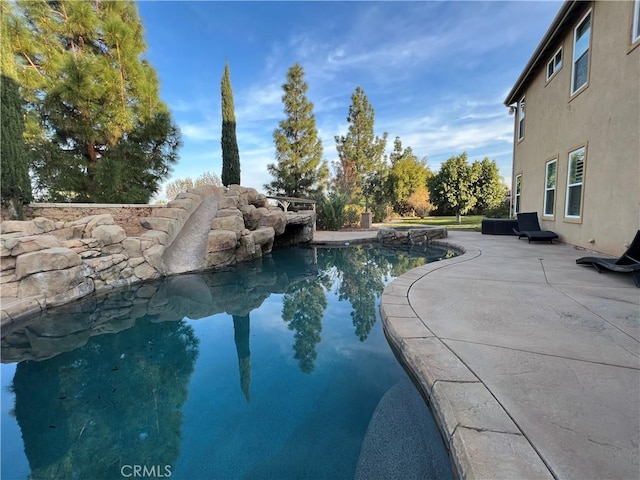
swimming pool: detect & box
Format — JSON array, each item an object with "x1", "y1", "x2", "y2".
[{"x1": 1, "y1": 244, "x2": 455, "y2": 479}]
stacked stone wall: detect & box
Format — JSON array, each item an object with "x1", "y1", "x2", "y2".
[
  {"x1": 377, "y1": 227, "x2": 448, "y2": 245},
  {"x1": 23, "y1": 204, "x2": 160, "y2": 236}
]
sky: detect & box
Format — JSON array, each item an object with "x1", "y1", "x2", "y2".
[{"x1": 136, "y1": 0, "x2": 563, "y2": 199}]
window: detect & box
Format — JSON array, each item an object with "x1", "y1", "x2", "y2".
[
  {"x1": 572, "y1": 11, "x2": 591, "y2": 95},
  {"x1": 565, "y1": 147, "x2": 585, "y2": 218},
  {"x1": 514, "y1": 174, "x2": 522, "y2": 214},
  {"x1": 546, "y1": 47, "x2": 562, "y2": 80},
  {"x1": 543, "y1": 159, "x2": 557, "y2": 217},
  {"x1": 517, "y1": 97, "x2": 525, "y2": 141},
  {"x1": 633, "y1": 0, "x2": 640, "y2": 43}
]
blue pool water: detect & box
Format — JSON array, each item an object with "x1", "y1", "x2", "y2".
[{"x1": 1, "y1": 244, "x2": 456, "y2": 480}]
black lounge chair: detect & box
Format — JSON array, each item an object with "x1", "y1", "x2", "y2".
[
  {"x1": 513, "y1": 212, "x2": 559, "y2": 243},
  {"x1": 576, "y1": 230, "x2": 640, "y2": 287}
]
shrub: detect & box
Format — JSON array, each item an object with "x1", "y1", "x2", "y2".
[
  {"x1": 344, "y1": 204, "x2": 364, "y2": 227},
  {"x1": 484, "y1": 198, "x2": 511, "y2": 218},
  {"x1": 318, "y1": 192, "x2": 348, "y2": 230},
  {"x1": 406, "y1": 186, "x2": 434, "y2": 218}
]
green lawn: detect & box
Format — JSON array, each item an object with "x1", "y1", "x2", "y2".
[{"x1": 381, "y1": 215, "x2": 484, "y2": 231}]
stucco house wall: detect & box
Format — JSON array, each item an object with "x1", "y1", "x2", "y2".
[{"x1": 506, "y1": 0, "x2": 639, "y2": 256}]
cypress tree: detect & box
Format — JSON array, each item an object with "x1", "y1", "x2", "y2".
[
  {"x1": 266, "y1": 63, "x2": 328, "y2": 198},
  {"x1": 221, "y1": 62, "x2": 241, "y2": 186},
  {"x1": 1, "y1": 74, "x2": 33, "y2": 219},
  {"x1": 5, "y1": 0, "x2": 180, "y2": 203}
]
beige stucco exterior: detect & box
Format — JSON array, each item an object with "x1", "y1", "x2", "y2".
[{"x1": 505, "y1": 0, "x2": 639, "y2": 256}]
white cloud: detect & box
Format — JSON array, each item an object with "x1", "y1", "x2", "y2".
[{"x1": 180, "y1": 123, "x2": 220, "y2": 142}]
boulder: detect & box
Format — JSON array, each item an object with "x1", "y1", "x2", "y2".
[
  {"x1": 166, "y1": 198, "x2": 192, "y2": 211},
  {"x1": 140, "y1": 230, "x2": 169, "y2": 246},
  {"x1": 219, "y1": 195, "x2": 239, "y2": 209},
  {"x1": 245, "y1": 187, "x2": 267, "y2": 207},
  {"x1": 211, "y1": 215, "x2": 245, "y2": 236},
  {"x1": 252, "y1": 227, "x2": 275, "y2": 253},
  {"x1": 18, "y1": 264, "x2": 88, "y2": 298},
  {"x1": 2, "y1": 281, "x2": 18, "y2": 298},
  {"x1": 122, "y1": 238, "x2": 143, "y2": 258},
  {"x1": 216, "y1": 208, "x2": 243, "y2": 218},
  {"x1": 240, "y1": 204, "x2": 258, "y2": 230},
  {"x1": 50, "y1": 225, "x2": 85, "y2": 241},
  {"x1": 205, "y1": 249, "x2": 235, "y2": 268},
  {"x1": 84, "y1": 254, "x2": 127, "y2": 273},
  {"x1": 101, "y1": 243, "x2": 125, "y2": 256},
  {"x1": 175, "y1": 192, "x2": 201, "y2": 202},
  {"x1": 11, "y1": 235, "x2": 62, "y2": 257},
  {"x1": 143, "y1": 244, "x2": 165, "y2": 271},
  {"x1": 91, "y1": 224, "x2": 127, "y2": 246},
  {"x1": 140, "y1": 217, "x2": 180, "y2": 237},
  {"x1": 133, "y1": 262, "x2": 158, "y2": 281},
  {"x1": 207, "y1": 230, "x2": 237, "y2": 253},
  {"x1": 84, "y1": 214, "x2": 116, "y2": 235},
  {"x1": 1, "y1": 257, "x2": 16, "y2": 272},
  {"x1": 1, "y1": 217, "x2": 55, "y2": 235},
  {"x1": 151, "y1": 208, "x2": 187, "y2": 220},
  {"x1": 259, "y1": 210, "x2": 286, "y2": 235},
  {"x1": 15, "y1": 247, "x2": 82, "y2": 280},
  {"x1": 236, "y1": 232, "x2": 257, "y2": 262}
]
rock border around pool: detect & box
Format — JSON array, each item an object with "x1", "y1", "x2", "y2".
[
  {"x1": 380, "y1": 240, "x2": 554, "y2": 480},
  {"x1": 0, "y1": 185, "x2": 316, "y2": 327}
]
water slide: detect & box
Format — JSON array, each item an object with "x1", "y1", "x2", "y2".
[{"x1": 161, "y1": 196, "x2": 219, "y2": 274}]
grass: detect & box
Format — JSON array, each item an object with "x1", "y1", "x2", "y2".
[{"x1": 380, "y1": 215, "x2": 484, "y2": 231}]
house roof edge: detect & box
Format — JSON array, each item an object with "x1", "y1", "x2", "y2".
[{"x1": 504, "y1": 0, "x2": 582, "y2": 106}]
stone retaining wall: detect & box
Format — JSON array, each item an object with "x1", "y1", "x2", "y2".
[{"x1": 25, "y1": 203, "x2": 160, "y2": 236}]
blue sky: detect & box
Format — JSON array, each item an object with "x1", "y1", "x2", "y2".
[{"x1": 136, "y1": 1, "x2": 562, "y2": 199}]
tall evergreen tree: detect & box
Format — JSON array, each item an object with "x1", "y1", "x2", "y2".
[
  {"x1": 266, "y1": 63, "x2": 328, "y2": 197},
  {"x1": 1, "y1": 74, "x2": 33, "y2": 219},
  {"x1": 5, "y1": 0, "x2": 180, "y2": 203},
  {"x1": 334, "y1": 86, "x2": 387, "y2": 208},
  {"x1": 220, "y1": 62, "x2": 240, "y2": 186}
]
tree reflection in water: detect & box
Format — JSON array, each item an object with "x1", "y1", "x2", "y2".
[
  {"x1": 2, "y1": 243, "x2": 456, "y2": 479},
  {"x1": 10, "y1": 317, "x2": 198, "y2": 480}
]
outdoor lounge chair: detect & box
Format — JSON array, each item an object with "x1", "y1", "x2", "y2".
[
  {"x1": 576, "y1": 230, "x2": 640, "y2": 287},
  {"x1": 513, "y1": 212, "x2": 559, "y2": 243}
]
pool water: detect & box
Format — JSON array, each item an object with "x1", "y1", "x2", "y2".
[{"x1": 1, "y1": 244, "x2": 456, "y2": 480}]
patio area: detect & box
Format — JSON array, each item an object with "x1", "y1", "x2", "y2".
[{"x1": 377, "y1": 230, "x2": 639, "y2": 479}]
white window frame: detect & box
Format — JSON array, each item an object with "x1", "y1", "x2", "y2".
[
  {"x1": 543, "y1": 159, "x2": 557, "y2": 217},
  {"x1": 514, "y1": 174, "x2": 522, "y2": 214},
  {"x1": 565, "y1": 147, "x2": 586, "y2": 219},
  {"x1": 571, "y1": 10, "x2": 592, "y2": 96},
  {"x1": 517, "y1": 97, "x2": 525, "y2": 141},
  {"x1": 546, "y1": 47, "x2": 563, "y2": 81},
  {"x1": 633, "y1": 0, "x2": 640, "y2": 44}
]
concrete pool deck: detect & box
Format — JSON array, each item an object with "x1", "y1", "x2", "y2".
[{"x1": 313, "y1": 229, "x2": 640, "y2": 480}]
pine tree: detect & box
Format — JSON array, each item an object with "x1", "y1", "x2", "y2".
[
  {"x1": 1, "y1": 74, "x2": 33, "y2": 219},
  {"x1": 5, "y1": 0, "x2": 180, "y2": 203},
  {"x1": 266, "y1": 63, "x2": 328, "y2": 198},
  {"x1": 221, "y1": 62, "x2": 240, "y2": 186},
  {"x1": 334, "y1": 87, "x2": 387, "y2": 209}
]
